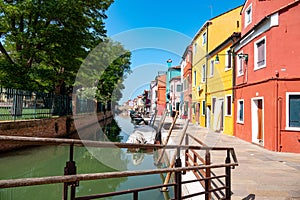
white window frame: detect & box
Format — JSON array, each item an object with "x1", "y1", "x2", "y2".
[
  {"x1": 210, "y1": 59, "x2": 214, "y2": 77},
  {"x1": 202, "y1": 64, "x2": 206, "y2": 83},
  {"x1": 286, "y1": 92, "x2": 300, "y2": 131},
  {"x1": 237, "y1": 51, "x2": 244, "y2": 76},
  {"x1": 225, "y1": 49, "x2": 232, "y2": 70},
  {"x1": 245, "y1": 4, "x2": 252, "y2": 27},
  {"x1": 225, "y1": 94, "x2": 232, "y2": 116},
  {"x1": 202, "y1": 32, "x2": 207, "y2": 46},
  {"x1": 237, "y1": 99, "x2": 244, "y2": 124},
  {"x1": 254, "y1": 36, "x2": 266, "y2": 70},
  {"x1": 193, "y1": 43, "x2": 197, "y2": 55}
]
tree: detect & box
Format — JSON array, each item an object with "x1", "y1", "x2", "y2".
[
  {"x1": 0, "y1": 0, "x2": 114, "y2": 94},
  {"x1": 75, "y1": 39, "x2": 131, "y2": 105}
]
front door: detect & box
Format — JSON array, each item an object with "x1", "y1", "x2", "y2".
[{"x1": 251, "y1": 98, "x2": 264, "y2": 145}]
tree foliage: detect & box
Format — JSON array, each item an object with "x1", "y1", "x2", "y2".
[
  {"x1": 0, "y1": 0, "x2": 128, "y2": 95},
  {"x1": 75, "y1": 39, "x2": 131, "y2": 103}
]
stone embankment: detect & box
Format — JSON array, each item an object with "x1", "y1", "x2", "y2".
[{"x1": 0, "y1": 111, "x2": 113, "y2": 152}]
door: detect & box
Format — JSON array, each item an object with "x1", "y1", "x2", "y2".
[{"x1": 251, "y1": 98, "x2": 264, "y2": 145}]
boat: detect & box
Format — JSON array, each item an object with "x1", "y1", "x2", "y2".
[{"x1": 126, "y1": 125, "x2": 156, "y2": 145}]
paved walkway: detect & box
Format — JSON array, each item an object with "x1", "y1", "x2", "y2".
[{"x1": 159, "y1": 116, "x2": 300, "y2": 200}]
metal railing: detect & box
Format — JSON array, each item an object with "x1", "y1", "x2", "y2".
[
  {"x1": 0, "y1": 87, "x2": 72, "y2": 121},
  {"x1": 0, "y1": 135, "x2": 238, "y2": 200}
]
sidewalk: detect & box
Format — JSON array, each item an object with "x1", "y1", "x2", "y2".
[{"x1": 160, "y1": 116, "x2": 300, "y2": 200}]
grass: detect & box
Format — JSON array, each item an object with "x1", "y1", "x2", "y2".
[{"x1": 0, "y1": 108, "x2": 53, "y2": 121}]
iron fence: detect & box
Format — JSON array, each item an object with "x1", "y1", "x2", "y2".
[{"x1": 0, "y1": 87, "x2": 71, "y2": 121}]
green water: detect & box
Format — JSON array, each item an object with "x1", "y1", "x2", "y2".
[{"x1": 0, "y1": 116, "x2": 172, "y2": 200}]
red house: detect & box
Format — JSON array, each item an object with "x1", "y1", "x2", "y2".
[
  {"x1": 181, "y1": 45, "x2": 193, "y2": 120},
  {"x1": 233, "y1": 0, "x2": 300, "y2": 153}
]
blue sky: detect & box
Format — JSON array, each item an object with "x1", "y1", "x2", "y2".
[{"x1": 104, "y1": 0, "x2": 245, "y2": 104}]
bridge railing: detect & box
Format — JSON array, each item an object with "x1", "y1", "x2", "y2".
[{"x1": 0, "y1": 135, "x2": 238, "y2": 200}]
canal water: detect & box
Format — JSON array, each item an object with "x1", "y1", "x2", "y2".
[{"x1": 0, "y1": 115, "x2": 172, "y2": 200}]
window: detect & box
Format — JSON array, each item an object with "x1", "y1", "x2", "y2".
[
  {"x1": 245, "y1": 4, "x2": 252, "y2": 27},
  {"x1": 225, "y1": 95, "x2": 232, "y2": 116},
  {"x1": 176, "y1": 84, "x2": 181, "y2": 92},
  {"x1": 202, "y1": 64, "x2": 206, "y2": 83},
  {"x1": 210, "y1": 60, "x2": 214, "y2": 77},
  {"x1": 202, "y1": 100, "x2": 206, "y2": 116},
  {"x1": 237, "y1": 99, "x2": 244, "y2": 123},
  {"x1": 212, "y1": 97, "x2": 216, "y2": 114},
  {"x1": 170, "y1": 85, "x2": 173, "y2": 92},
  {"x1": 202, "y1": 32, "x2": 207, "y2": 46},
  {"x1": 225, "y1": 49, "x2": 232, "y2": 69},
  {"x1": 254, "y1": 37, "x2": 266, "y2": 70},
  {"x1": 193, "y1": 70, "x2": 197, "y2": 86},
  {"x1": 237, "y1": 52, "x2": 244, "y2": 76},
  {"x1": 183, "y1": 78, "x2": 187, "y2": 91},
  {"x1": 286, "y1": 93, "x2": 300, "y2": 129},
  {"x1": 193, "y1": 43, "x2": 197, "y2": 55}
]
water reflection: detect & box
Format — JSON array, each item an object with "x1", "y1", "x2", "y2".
[{"x1": 0, "y1": 115, "x2": 171, "y2": 200}]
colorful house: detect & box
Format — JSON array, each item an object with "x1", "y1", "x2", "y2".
[
  {"x1": 207, "y1": 32, "x2": 241, "y2": 135},
  {"x1": 169, "y1": 76, "x2": 181, "y2": 115},
  {"x1": 233, "y1": 0, "x2": 300, "y2": 152},
  {"x1": 181, "y1": 45, "x2": 193, "y2": 120},
  {"x1": 191, "y1": 6, "x2": 243, "y2": 127},
  {"x1": 166, "y1": 63, "x2": 181, "y2": 114},
  {"x1": 156, "y1": 73, "x2": 167, "y2": 116}
]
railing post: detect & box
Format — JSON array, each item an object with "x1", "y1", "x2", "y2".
[
  {"x1": 63, "y1": 143, "x2": 78, "y2": 200},
  {"x1": 205, "y1": 150, "x2": 211, "y2": 200},
  {"x1": 225, "y1": 150, "x2": 231, "y2": 200},
  {"x1": 174, "y1": 151, "x2": 182, "y2": 200},
  {"x1": 184, "y1": 134, "x2": 189, "y2": 173}
]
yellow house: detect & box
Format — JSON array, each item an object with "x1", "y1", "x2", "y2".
[
  {"x1": 207, "y1": 33, "x2": 241, "y2": 135},
  {"x1": 191, "y1": 6, "x2": 242, "y2": 128}
]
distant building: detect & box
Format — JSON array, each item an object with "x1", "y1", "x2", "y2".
[{"x1": 181, "y1": 45, "x2": 193, "y2": 120}]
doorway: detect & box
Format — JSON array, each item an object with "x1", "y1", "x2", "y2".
[{"x1": 251, "y1": 98, "x2": 264, "y2": 145}]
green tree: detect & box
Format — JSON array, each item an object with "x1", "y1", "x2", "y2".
[
  {"x1": 75, "y1": 39, "x2": 131, "y2": 105},
  {"x1": 0, "y1": 0, "x2": 113, "y2": 94}
]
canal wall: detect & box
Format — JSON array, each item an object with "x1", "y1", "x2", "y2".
[{"x1": 0, "y1": 111, "x2": 113, "y2": 152}]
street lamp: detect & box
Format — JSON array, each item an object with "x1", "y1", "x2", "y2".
[
  {"x1": 167, "y1": 59, "x2": 172, "y2": 67},
  {"x1": 215, "y1": 52, "x2": 248, "y2": 64}
]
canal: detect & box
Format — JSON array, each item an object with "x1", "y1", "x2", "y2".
[{"x1": 0, "y1": 115, "x2": 172, "y2": 200}]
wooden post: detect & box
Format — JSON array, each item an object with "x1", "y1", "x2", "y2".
[
  {"x1": 174, "y1": 156, "x2": 182, "y2": 200},
  {"x1": 160, "y1": 121, "x2": 189, "y2": 191},
  {"x1": 205, "y1": 150, "x2": 211, "y2": 200}
]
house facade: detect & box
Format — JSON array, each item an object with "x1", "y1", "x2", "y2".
[
  {"x1": 192, "y1": 6, "x2": 243, "y2": 127},
  {"x1": 156, "y1": 73, "x2": 167, "y2": 116},
  {"x1": 169, "y1": 76, "x2": 181, "y2": 115},
  {"x1": 181, "y1": 45, "x2": 193, "y2": 120},
  {"x1": 233, "y1": 0, "x2": 300, "y2": 152},
  {"x1": 166, "y1": 65, "x2": 181, "y2": 115},
  {"x1": 207, "y1": 33, "x2": 241, "y2": 135}
]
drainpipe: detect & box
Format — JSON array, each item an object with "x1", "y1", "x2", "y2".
[
  {"x1": 275, "y1": 72, "x2": 282, "y2": 152},
  {"x1": 204, "y1": 23, "x2": 209, "y2": 127}
]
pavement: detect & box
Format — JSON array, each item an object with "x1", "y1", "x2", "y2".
[{"x1": 158, "y1": 116, "x2": 300, "y2": 200}]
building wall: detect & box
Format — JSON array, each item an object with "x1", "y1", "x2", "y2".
[
  {"x1": 234, "y1": 2, "x2": 300, "y2": 153},
  {"x1": 241, "y1": 0, "x2": 295, "y2": 35},
  {"x1": 207, "y1": 40, "x2": 236, "y2": 135}
]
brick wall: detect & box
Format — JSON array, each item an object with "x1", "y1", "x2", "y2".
[{"x1": 0, "y1": 111, "x2": 113, "y2": 152}]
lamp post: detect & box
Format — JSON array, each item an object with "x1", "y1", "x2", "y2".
[{"x1": 214, "y1": 52, "x2": 248, "y2": 64}]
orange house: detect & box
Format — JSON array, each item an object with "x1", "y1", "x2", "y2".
[
  {"x1": 233, "y1": 0, "x2": 300, "y2": 152},
  {"x1": 156, "y1": 73, "x2": 166, "y2": 116}
]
